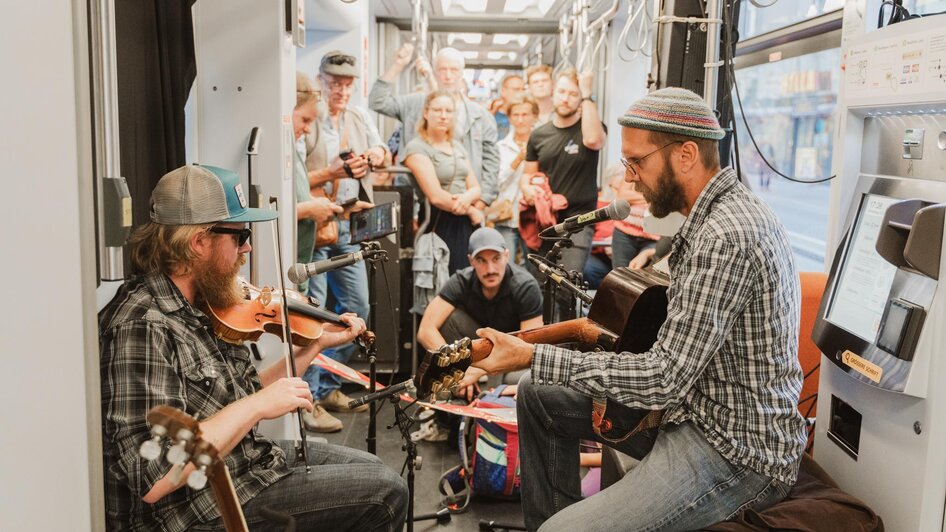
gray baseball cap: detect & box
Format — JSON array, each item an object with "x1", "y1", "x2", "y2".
[
  {"x1": 319, "y1": 50, "x2": 359, "y2": 78},
  {"x1": 150, "y1": 165, "x2": 277, "y2": 225},
  {"x1": 468, "y1": 227, "x2": 507, "y2": 257}
]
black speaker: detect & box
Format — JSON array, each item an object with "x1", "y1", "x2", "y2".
[{"x1": 348, "y1": 186, "x2": 415, "y2": 376}]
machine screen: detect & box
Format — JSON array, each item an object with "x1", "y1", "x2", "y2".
[{"x1": 826, "y1": 194, "x2": 901, "y2": 342}]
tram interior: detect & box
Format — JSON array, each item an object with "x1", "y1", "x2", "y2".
[{"x1": 7, "y1": 0, "x2": 946, "y2": 530}]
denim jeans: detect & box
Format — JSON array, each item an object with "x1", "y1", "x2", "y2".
[
  {"x1": 304, "y1": 220, "x2": 370, "y2": 400},
  {"x1": 611, "y1": 230, "x2": 657, "y2": 270},
  {"x1": 495, "y1": 224, "x2": 528, "y2": 265},
  {"x1": 516, "y1": 375, "x2": 792, "y2": 532},
  {"x1": 191, "y1": 440, "x2": 407, "y2": 531}
]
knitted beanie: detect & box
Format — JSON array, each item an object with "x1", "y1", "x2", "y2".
[{"x1": 617, "y1": 87, "x2": 725, "y2": 140}]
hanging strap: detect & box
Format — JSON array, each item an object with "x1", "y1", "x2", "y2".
[{"x1": 591, "y1": 399, "x2": 663, "y2": 444}]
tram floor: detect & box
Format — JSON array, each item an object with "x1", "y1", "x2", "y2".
[{"x1": 320, "y1": 384, "x2": 526, "y2": 532}]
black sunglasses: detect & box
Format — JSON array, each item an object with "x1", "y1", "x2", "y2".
[
  {"x1": 209, "y1": 226, "x2": 252, "y2": 246},
  {"x1": 327, "y1": 54, "x2": 355, "y2": 66}
]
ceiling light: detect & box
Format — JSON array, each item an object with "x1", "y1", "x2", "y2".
[
  {"x1": 448, "y1": 32, "x2": 482, "y2": 45},
  {"x1": 494, "y1": 34, "x2": 530, "y2": 47},
  {"x1": 463, "y1": 50, "x2": 480, "y2": 59}
]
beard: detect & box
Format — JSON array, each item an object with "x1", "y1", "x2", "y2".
[
  {"x1": 193, "y1": 253, "x2": 246, "y2": 309},
  {"x1": 637, "y1": 159, "x2": 688, "y2": 218},
  {"x1": 555, "y1": 103, "x2": 578, "y2": 119}
]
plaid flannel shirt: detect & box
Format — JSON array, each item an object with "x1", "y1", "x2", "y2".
[
  {"x1": 99, "y1": 273, "x2": 289, "y2": 531},
  {"x1": 532, "y1": 168, "x2": 807, "y2": 484}
]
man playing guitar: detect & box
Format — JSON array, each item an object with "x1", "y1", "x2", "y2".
[{"x1": 470, "y1": 88, "x2": 808, "y2": 531}]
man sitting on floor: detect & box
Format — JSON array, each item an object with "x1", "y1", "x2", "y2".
[{"x1": 418, "y1": 226, "x2": 543, "y2": 399}]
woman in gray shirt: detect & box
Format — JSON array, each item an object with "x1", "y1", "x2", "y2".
[{"x1": 403, "y1": 90, "x2": 483, "y2": 273}]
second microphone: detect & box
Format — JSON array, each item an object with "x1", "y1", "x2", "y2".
[{"x1": 288, "y1": 251, "x2": 369, "y2": 284}]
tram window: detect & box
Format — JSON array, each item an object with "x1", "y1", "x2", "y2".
[
  {"x1": 900, "y1": 0, "x2": 946, "y2": 14},
  {"x1": 733, "y1": 47, "x2": 840, "y2": 271},
  {"x1": 740, "y1": 1, "x2": 843, "y2": 40}
]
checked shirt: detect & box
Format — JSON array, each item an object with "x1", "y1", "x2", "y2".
[
  {"x1": 532, "y1": 167, "x2": 807, "y2": 484},
  {"x1": 99, "y1": 273, "x2": 290, "y2": 531}
]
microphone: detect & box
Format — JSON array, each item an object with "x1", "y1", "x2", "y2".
[
  {"x1": 347, "y1": 380, "x2": 416, "y2": 408},
  {"x1": 288, "y1": 251, "x2": 367, "y2": 284},
  {"x1": 528, "y1": 255, "x2": 593, "y2": 304},
  {"x1": 539, "y1": 200, "x2": 631, "y2": 238}
]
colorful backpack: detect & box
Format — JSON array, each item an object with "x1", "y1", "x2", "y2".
[{"x1": 438, "y1": 385, "x2": 521, "y2": 511}]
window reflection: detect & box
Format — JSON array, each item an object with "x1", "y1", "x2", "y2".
[
  {"x1": 734, "y1": 47, "x2": 841, "y2": 271},
  {"x1": 740, "y1": 1, "x2": 843, "y2": 40}
]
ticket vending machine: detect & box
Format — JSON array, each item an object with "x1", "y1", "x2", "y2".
[
  {"x1": 810, "y1": 17, "x2": 946, "y2": 532},
  {"x1": 811, "y1": 14, "x2": 946, "y2": 531}
]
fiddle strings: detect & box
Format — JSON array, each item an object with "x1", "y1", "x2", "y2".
[{"x1": 268, "y1": 196, "x2": 311, "y2": 472}]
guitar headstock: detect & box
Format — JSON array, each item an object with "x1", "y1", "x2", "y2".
[
  {"x1": 139, "y1": 406, "x2": 221, "y2": 490},
  {"x1": 414, "y1": 337, "x2": 475, "y2": 401}
]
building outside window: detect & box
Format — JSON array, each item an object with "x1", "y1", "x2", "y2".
[{"x1": 734, "y1": 6, "x2": 843, "y2": 271}]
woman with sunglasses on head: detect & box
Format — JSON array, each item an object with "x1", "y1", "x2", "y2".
[{"x1": 403, "y1": 90, "x2": 483, "y2": 275}]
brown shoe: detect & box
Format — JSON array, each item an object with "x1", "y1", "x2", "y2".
[
  {"x1": 301, "y1": 404, "x2": 343, "y2": 433},
  {"x1": 320, "y1": 389, "x2": 369, "y2": 413}
]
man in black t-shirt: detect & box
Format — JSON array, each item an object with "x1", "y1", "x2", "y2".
[
  {"x1": 418, "y1": 227, "x2": 543, "y2": 355},
  {"x1": 519, "y1": 68, "x2": 607, "y2": 275}
]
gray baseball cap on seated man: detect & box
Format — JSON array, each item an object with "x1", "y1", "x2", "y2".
[
  {"x1": 468, "y1": 227, "x2": 508, "y2": 257},
  {"x1": 320, "y1": 50, "x2": 359, "y2": 78},
  {"x1": 150, "y1": 164, "x2": 277, "y2": 225}
]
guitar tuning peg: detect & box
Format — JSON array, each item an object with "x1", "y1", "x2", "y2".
[
  {"x1": 187, "y1": 453, "x2": 212, "y2": 490},
  {"x1": 436, "y1": 354, "x2": 449, "y2": 367},
  {"x1": 187, "y1": 467, "x2": 208, "y2": 490},
  {"x1": 139, "y1": 438, "x2": 162, "y2": 461},
  {"x1": 166, "y1": 441, "x2": 191, "y2": 465},
  {"x1": 452, "y1": 369, "x2": 465, "y2": 382},
  {"x1": 139, "y1": 424, "x2": 168, "y2": 461},
  {"x1": 430, "y1": 382, "x2": 442, "y2": 396},
  {"x1": 166, "y1": 428, "x2": 194, "y2": 465}
]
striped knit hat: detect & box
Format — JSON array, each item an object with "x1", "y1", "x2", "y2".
[{"x1": 617, "y1": 87, "x2": 725, "y2": 140}]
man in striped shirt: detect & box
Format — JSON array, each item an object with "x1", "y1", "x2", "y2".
[{"x1": 472, "y1": 88, "x2": 807, "y2": 531}]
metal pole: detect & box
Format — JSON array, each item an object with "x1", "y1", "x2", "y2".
[
  {"x1": 90, "y1": 0, "x2": 126, "y2": 281},
  {"x1": 703, "y1": 0, "x2": 723, "y2": 107}
]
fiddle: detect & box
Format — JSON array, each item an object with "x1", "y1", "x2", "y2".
[{"x1": 205, "y1": 279, "x2": 370, "y2": 347}]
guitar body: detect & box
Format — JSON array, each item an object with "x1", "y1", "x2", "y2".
[
  {"x1": 414, "y1": 267, "x2": 671, "y2": 399},
  {"x1": 589, "y1": 267, "x2": 669, "y2": 353}
]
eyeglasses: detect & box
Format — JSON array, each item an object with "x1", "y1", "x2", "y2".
[
  {"x1": 323, "y1": 79, "x2": 355, "y2": 94},
  {"x1": 620, "y1": 141, "x2": 682, "y2": 177},
  {"x1": 327, "y1": 54, "x2": 355, "y2": 66},
  {"x1": 209, "y1": 226, "x2": 252, "y2": 247}
]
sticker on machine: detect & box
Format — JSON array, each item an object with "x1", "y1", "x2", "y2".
[{"x1": 840, "y1": 350, "x2": 883, "y2": 383}]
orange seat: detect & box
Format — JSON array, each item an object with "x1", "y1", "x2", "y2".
[{"x1": 797, "y1": 271, "x2": 827, "y2": 453}]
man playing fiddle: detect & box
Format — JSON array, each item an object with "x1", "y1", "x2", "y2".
[
  {"x1": 471, "y1": 89, "x2": 807, "y2": 531},
  {"x1": 99, "y1": 165, "x2": 407, "y2": 531}
]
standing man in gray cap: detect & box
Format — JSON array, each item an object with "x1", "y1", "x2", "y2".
[
  {"x1": 301, "y1": 50, "x2": 391, "y2": 433},
  {"x1": 99, "y1": 164, "x2": 407, "y2": 531},
  {"x1": 470, "y1": 88, "x2": 806, "y2": 531}
]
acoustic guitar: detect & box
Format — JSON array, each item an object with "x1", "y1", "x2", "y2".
[
  {"x1": 414, "y1": 267, "x2": 671, "y2": 399},
  {"x1": 140, "y1": 406, "x2": 249, "y2": 532}
]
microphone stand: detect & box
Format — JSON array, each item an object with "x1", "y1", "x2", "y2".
[
  {"x1": 360, "y1": 241, "x2": 386, "y2": 455},
  {"x1": 539, "y1": 236, "x2": 572, "y2": 324}
]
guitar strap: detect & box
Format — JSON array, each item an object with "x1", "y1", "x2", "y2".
[{"x1": 591, "y1": 399, "x2": 664, "y2": 444}]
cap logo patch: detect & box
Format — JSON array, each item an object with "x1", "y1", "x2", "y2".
[{"x1": 234, "y1": 183, "x2": 248, "y2": 208}]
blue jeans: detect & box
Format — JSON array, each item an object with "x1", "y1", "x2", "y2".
[
  {"x1": 304, "y1": 220, "x2": 369, "y2": 400},
  {"x1": 516, "y1": 375, "x2": 792, "y2": 532},
  {"x1": 191, "y1": 440, "x2": 407, "y2": 531},
  {"x1": 495, "y1": 224, "x2": 528, "y2": 266},
  {"x1": 611, "y1": 229, "x2": 657, "y2": 270}
]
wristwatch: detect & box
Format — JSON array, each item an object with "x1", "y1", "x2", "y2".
[{"x1": 582, "y1": 96, "x2": 595, "y2": 103}]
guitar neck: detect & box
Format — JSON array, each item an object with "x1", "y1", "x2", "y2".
[
  {"x1": 209, "y1": 461, "x2": 249, "y2": 532},
  {"x1": 468, "y1": 317, "x2": 617, "y2": 363}
]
